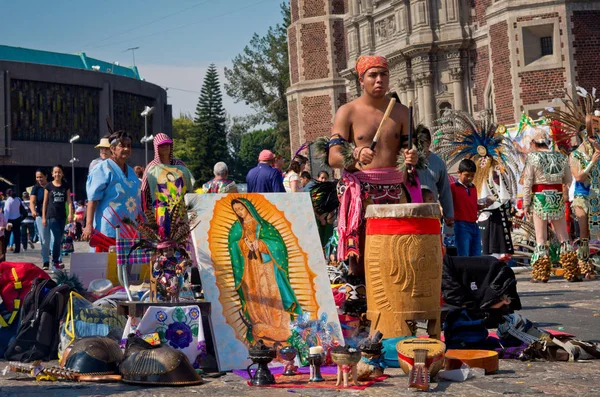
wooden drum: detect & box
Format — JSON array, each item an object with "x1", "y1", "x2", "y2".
[{"x1": 364, "y1": 204, "x2": 443, "y2": 339}]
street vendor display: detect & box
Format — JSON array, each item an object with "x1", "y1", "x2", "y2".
[
  {"x1": 313, "y1": 54, "x2": 422, "y2": 316},
  {"x1": 521, "y1": 128, "x2": 576, "y2": 282},
  {"x1": 364, "y1": 203, "x2": 443, "y2": 339}
]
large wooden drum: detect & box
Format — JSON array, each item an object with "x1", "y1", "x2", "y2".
[{"x1": 364, "y1": 203, "x2": 443, "y2": 339}]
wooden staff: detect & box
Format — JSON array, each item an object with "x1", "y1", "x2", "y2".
[
  {"x1": 406, "y1": 101, "x2": 417, "y2": 186},
  {"x1": 369, "y1": 97, "x2": 397, "y2": 151}
]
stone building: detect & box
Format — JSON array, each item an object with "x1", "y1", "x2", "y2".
[
  {"x1": 0, "y1": 45, "x2": 170, "y2": 198},
  {"x1": 287, "y1": 0, "x2": 600, "y2": 155}
]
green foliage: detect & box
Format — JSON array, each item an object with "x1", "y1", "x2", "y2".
[
  {"x1": 172, "y1": 113, "x2": 194, "y2": 164},
  {"x1": 224, "y1": 2, "x2": 291, "y2": 155},
  {"x1": 188, "y1": 64, "x2": 230, "y2": 185},
  {"x1": 237, "y1": 128, "x2": 278, "y2": 177}
]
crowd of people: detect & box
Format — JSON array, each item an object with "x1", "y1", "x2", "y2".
[{"x1": 1, "y1": 55, "x2": 598, "y2": 313}]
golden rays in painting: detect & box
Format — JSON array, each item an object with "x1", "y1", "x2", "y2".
[{"x1": 207, "y1": 194, "x2": 319, "y2": 347}]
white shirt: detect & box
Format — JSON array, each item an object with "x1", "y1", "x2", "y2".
[{"x1": 3, "y1": 197, "x2": 21, "y2": 220}]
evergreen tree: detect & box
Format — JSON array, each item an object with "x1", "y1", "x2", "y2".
[{"x1": 189, "y1": 64, "x2": 229, "y2": 184}]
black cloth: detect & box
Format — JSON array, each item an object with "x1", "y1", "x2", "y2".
[
  {"x1": 44, "y1": 182, "x2": 70, "y2": 220},
  {"x1": 30, "y1": 184, "x2": 45, "y2": 215},
  {"x1": 442, "y1": 255, "x2": 521, "y2": 312},
  {"x1": 478, "y1": 201, "x2": 514, "y2": 255}
]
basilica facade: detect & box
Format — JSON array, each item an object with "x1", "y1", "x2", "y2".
[{"x1": 287, "y1": 0, "x2": 600, "y2": 155}]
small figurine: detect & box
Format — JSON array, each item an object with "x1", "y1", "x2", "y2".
[
  {"x1": 151, "y1": 241, "x2": 191, "y2": 302},
  {"x1": 331, "y1": 346, "x2": 361, "y2": 387},
  {"x1": 357, "y1": 331, "x2": 385, "y2": 380}
]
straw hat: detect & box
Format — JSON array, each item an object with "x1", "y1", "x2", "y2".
[{"x1": 95, "y1": 138, "x2": 111, "y2": 149}]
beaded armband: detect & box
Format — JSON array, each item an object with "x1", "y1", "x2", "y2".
[{"x1": 313, "y1": 134, "x2": 356, "y2": 169}]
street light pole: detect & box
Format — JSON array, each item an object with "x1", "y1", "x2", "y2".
[
  {"x1": 140, "y1": 106, "x2": 155, "y2": 166},
  {"x1": 144, "y1": 115, "x2": 148, "y2": 165},
  {"x1": 69, "y1": 135, "x2": 80, "y2": 201}
]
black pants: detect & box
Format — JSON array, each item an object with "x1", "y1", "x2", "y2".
[
  {"x1": 21, "y1": 222, "x2": 35, "y2": 250},
  {"x1": 5, "y1": 217, "x2": 22, "y2": 253}
]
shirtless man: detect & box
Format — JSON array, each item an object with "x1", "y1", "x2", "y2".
[{"x1": 328, "y1": 55, "x2": 420, "y2": 314}]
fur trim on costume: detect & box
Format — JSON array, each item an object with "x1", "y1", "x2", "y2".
[
  {"x1": 396, "y1": 147, "x2": 428, "y2": 173},
  {"x1": 312, "y1": 136, "x2": 356, "y2": 169},
  {"x1": 53, "y1": 270, "x2": 86, "y2": 295}
]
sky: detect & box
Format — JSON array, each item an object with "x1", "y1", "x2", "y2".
[{"x1": 0, "y1": 0, "x2": 286, "y2": 118}]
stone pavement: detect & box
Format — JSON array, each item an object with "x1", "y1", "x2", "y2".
[{"x1": 1, "y1": 243, "x2": 600, "y2": 396}]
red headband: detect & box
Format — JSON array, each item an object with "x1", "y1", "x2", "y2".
[{"x1": 355, "y1": 55, "x2": 388, "y2": 78}]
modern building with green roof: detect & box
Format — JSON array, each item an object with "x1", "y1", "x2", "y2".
[{"x1": 0, "y1": 45, "x2": 171, "y2": 199}]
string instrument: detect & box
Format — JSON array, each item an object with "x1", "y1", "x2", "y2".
[
  {"x1": 3, "y1": 361, "x2": 122, "y2": 382},
  {"x1": 396, "y1": 338, "x2": 446, "y2": 391}
]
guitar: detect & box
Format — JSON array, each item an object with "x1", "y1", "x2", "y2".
[{"x1": 396, "y1": 338, "x2": 446, "y2": 391}]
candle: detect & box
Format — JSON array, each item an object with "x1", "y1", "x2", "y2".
[{"x1": 309, "y1": 346, "x2": 323, "y2": 355}]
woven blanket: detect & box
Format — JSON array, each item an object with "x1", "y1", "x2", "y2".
[{"x1": 116, "y1": 238, "x2": 151, "y2": 266}]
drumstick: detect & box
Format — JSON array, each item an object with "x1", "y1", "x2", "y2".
[
  {"x1": 406, "y1": 101, "x2": 418, "y2": 186},
  {"x1": 369, "y1": 97, "x2": 397, "y2": 151}
]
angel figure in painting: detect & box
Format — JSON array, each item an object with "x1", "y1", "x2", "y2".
[{"x1": 228, "y1": 198, "x2": 302, "y2": 345}]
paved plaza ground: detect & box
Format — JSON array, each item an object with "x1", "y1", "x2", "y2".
[{"x1": 1, "y1": 242, "x2": 599, "y2": 396}]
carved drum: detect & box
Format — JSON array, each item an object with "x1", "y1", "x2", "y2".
[{"x1": 364, "y1": 204, "x2": 443, "y2": 339}]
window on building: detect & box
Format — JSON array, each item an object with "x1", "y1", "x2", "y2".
[
  {"x1": 522, "y1": 23, "x2": 555, "y2": 66},
  {"x1": 540, "y1": 36, "x2": 553, "y2": 56},
  {"x1": 113, "y1": 91, "x2": 155, "y2": 148},
  {"x1": 439, "y1": 102, "x2": 452, "y2": 117},
  {"x1": 10, "y1": 79, "x2": 100, "y2": 143}
]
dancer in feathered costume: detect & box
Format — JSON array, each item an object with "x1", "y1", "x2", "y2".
[
  {"x1": 431, "y1": 110, "x2": 519, "y2": 259},
  {"x1": 543, "y1": 86, "x2": 598, "y2": 279},
  {"x1": 521, "y1": 128, "x2": 576, "y2": 282}
]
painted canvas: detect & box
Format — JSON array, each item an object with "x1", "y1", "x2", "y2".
[{"x1": 186, "y1": 193, "x2": 342, "y2": 370}]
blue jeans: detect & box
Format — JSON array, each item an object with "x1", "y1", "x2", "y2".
[
  {"x1": 36, "y1": 216, "x2": 61, "y2": 264},
  {"x1": 454, "y1": 220, "x2": 482, "y2": 257},
  {"x1": 48, "y1": 218, "x2": 66, "y2": 265}
]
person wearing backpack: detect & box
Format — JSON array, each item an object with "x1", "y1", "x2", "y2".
[
  {"x1": 42, "y1": 165, "x2": 74, "y2": 271},
  {"x1": 3, "y1": 189, "x2": 26, "y2": 254}
]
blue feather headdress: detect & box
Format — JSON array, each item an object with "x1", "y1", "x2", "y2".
[{"x1": 431, "y1": 110, "x2": 520, "y2": 195}]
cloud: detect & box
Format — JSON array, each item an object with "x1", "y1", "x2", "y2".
[{"x1": 137, "y1": 63, "x2": 252, "y2": 119}]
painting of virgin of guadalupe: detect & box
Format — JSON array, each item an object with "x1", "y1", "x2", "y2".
[
  {"x1": 228, "y1": 198, "x2": 303, "y2": 344},
  {"x1": 186, "y1": 193, "x2": 342, "y2": 370}
]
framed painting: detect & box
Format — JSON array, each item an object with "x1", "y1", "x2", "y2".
[{"x1": 186, "y1": 193, "x2": 342, "y2": 370}]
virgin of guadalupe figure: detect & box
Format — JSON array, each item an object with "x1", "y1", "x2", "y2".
[{"x1": 228, "y1": 198, "x2": 302, "y2": 345}]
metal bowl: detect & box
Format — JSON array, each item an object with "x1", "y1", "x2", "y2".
[{"x1": 331, "y1": 350, "x2": 362, "y2": 366}]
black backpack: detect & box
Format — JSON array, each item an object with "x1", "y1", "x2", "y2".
[{"x1": 4, "y1": 278, "x2": 71, "y2": 362}]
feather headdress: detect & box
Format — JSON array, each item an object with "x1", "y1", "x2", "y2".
[
  {"x1": 126, "y1": 198, "x2": 200, "y2": 260},
  {"x1": 431, "y1": 110, "x2": 520, "y2": 195},
  {"x1": 542, "y1": 86, "x2": 598, "y2": 136}
]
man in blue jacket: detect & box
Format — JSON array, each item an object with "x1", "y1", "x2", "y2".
[{"x1": 246, "y1": 150, "x2": 286, "y2": 193}]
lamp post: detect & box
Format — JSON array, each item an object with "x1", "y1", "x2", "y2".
[
  {"x1": 69, "y1": 135, "x2": 80, "y2": 201},
  {"x1": 141, "y1": 106, "x2": 155, "y2": 165},
  {"x1": 141, "y1": 134, "x2": 154, "y2": 165}
]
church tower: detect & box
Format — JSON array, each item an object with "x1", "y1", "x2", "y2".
[{"x1": 286, "y1": 0, "x2": 348, "y2": 155}]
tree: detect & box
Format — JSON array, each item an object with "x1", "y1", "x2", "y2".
[
  {"x1": 238, "y1": 128, "x2": 278, "y2": 178},
  {"x1": 226, "y1": 116, "x2": 250, "y2": 182},
  {"x1": 224, "y1": 2, "x2": 291, "y2": 154},
  {"x1": 189, "y1": 64, "x2": 229, "y2": 185},
  {"x1": 172, "y1": 113, "x2": 194, "y2": 165}
]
